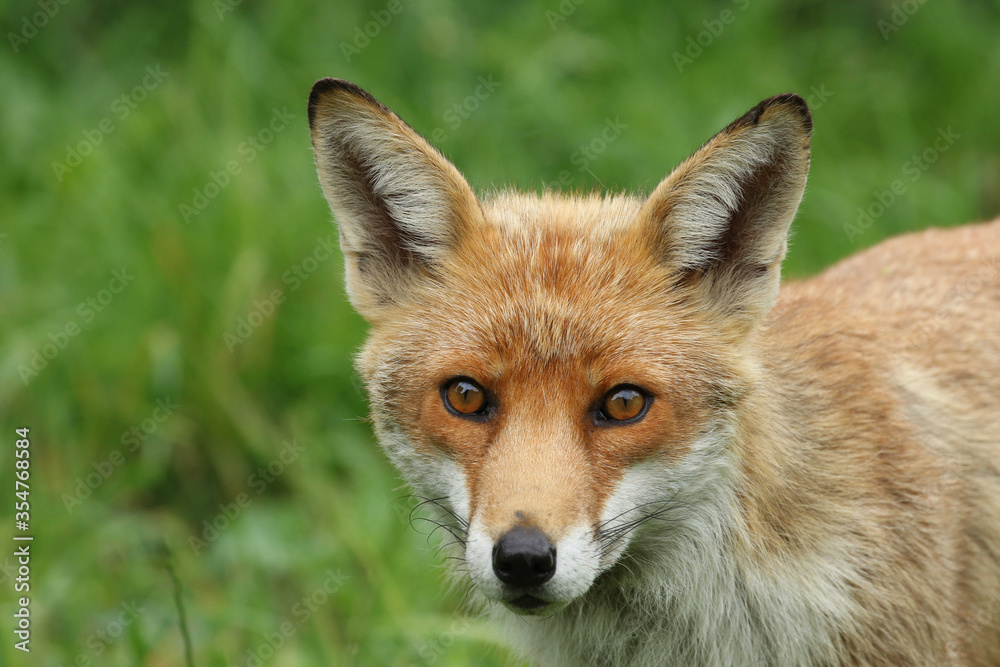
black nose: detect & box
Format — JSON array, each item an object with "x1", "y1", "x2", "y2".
[{"x1": 492, "y1": 526, "x2": 557, "y2": 586}]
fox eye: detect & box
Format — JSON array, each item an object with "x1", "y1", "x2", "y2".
[
  {"x1": 443, "y1": 378, "x2": 488, "y2": 417},
  {"x1": 599, "y1": 385, "x2": 648, "y2": 423}
]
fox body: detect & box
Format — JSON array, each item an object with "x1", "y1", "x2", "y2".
[{"x1": 308, "y1": 79, "x2": 1000, "y2": 665}]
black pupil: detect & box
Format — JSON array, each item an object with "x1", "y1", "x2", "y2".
[
  {"x1": 456, "y1": 382, "x2": 479, "y2": 408},
  {"x1": 609, "y1": 389, "x2": 640, "y2": 417}
]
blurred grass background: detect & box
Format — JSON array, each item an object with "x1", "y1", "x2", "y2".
[{"x1": 1, "y1": 0, "x2": 999, "y2": 664}]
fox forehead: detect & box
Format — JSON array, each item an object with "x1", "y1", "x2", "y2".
[{"x1": 363, "y1": 191, "x2": 714, "y2": 368}]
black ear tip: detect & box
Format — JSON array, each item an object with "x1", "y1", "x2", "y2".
[
  {"x1": 766, "y1": 93, "x2": 812, "y2": 132},
  {"x1": 308, "y1": 78, "x2": 377, "y2": 127},
  {"x1": 732, "y1": 94, "x2": 812, "y2": 135}
]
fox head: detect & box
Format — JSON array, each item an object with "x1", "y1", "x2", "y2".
[{"x1": 308, "y1": 79, "x2": 811, "y2": 616}]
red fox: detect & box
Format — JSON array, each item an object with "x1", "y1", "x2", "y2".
[{"x1": 308, "y1": 79, "x2": 1000, "y2": 666}]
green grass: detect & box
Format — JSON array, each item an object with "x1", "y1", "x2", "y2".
[{"x1": 1, "y1": 0, "x2": 999, "y2": 664}]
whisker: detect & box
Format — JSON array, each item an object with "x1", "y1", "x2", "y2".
[
  {"x1": 411, "y1": 518, "x2": 468, "y2": 552},
  {"x1": 595, "y1": 491, "x2": 693, "y2": 559},
  {"x1": 404, "y1": 495, "x2": 471, "y2": 569},
  {"x1": 412, "y1": 495, "x2": 470, "y2": 529},
  {"x1": 596, "y1": 497, "x2": 677, "y2": 531}
]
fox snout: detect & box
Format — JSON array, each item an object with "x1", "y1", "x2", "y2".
[
  {"x1": 469, "y1": 515, "x2": 598, "y2": 615},
  {"x1": 465, "y1": 443, "x2": 598, "y2": 612},
  {"x1": 492, "y1": 526, "x2": 557, "y2": 588}
]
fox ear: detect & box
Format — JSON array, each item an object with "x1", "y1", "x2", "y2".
[
  {"x1": 635, "y1": 94, "x2": 811, "y2": 336},
  {"x1": 308, "y1": 78, "x2": 481, "y2": 322}
]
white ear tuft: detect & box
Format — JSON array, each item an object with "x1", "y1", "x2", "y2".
[{"x1": 635, "y1": 94, "x2": 812, "y2": 334}]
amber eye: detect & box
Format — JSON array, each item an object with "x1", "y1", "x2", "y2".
[
  {"x1": 444, "y1": 378, "x2": 488, "y2": 416},
  {"x1": 600, "y1": 386, "x2": 648, "y2": 422}
]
